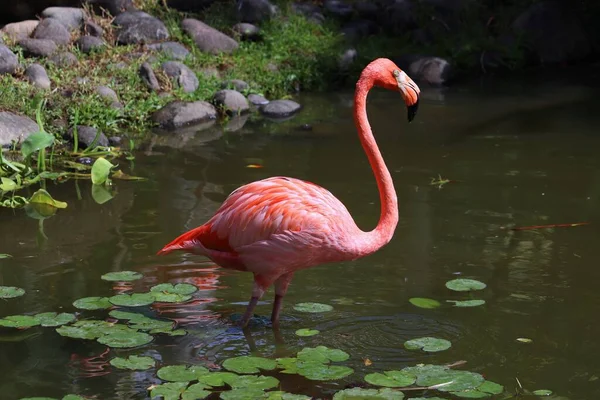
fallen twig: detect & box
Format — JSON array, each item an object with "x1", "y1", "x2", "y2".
[{"x1": 503, "y1": 222, "x2": 590, "y2": 231}]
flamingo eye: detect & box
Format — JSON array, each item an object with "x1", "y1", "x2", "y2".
[{"x1": 392, "y1": 70, "x2": 400, "y2": 78}]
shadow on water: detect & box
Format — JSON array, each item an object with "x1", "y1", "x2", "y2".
[{"x1": 1, "y1": 68, "x2": 600, "y2": 398}]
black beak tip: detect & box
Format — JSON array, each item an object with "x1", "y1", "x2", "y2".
[{"x1": 407, "y1": 100, "x2": 419, "y2": 123}]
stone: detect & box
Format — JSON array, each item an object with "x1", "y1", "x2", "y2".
[
  {"x1": 96, "y1": 85, "x2": 119, "y2": 102},
  {"x1": 147, "y1": 41, "x2": 190, "y2": 60},
  {"x1": 41, "y1": 7, "x2": 84, "y2": 30},
  {"x1": 0, "y1": 112, "x2": 39, "y2": 146},
  {"x1": 260, "y1": 99, "x2": 301, "y2": 118},
  {"x1": 0, "y1": 44, "x2": 19, "y2": 75},
  {"x1": 182, "y1": 18, "x2": 238, "y2": 55},
  {"x1": 341, "y1": 20, "x2": 376, "y2": 42},
  {"x1": 151, "y1": 100, "x2": 217, "y2": 130},
  {"x1": 66, "y1": 125, "x2": 109, "y2": 148},
  {"x1": 354, "y1": 1, "x2": 380, "y2": 19},
  {"x1": 221, "y1": 79, "x2": 249, "y2": 92},
  {"x1": 88, "y1": 0, "x2": 135, "y2": 16},
  {"x1": 76, "y1": 35, "x2": 105, "y2": 53},
  {"x1": 1, "y1": 20, "x2": 39, "y2": 41},
  {"x1": 232, "y1": 23, "x2": 260, "y2": 41},
  {"x1": 49, "y1": 52, "x2": 78, "y2": 66},
  {"x1": 33, "y1": 18, "x2": 71, "y2": 45},
  {"x1": 114, "y1": 11, "x2": 169, "y2": 45},
  {"x1": 83, "y1": 20, "x2": 104, "y2": 38},
  {"x1": 394, "y1": 54, "x2": 452, "y2": 86},
  {"x1": 380, "y1": 0, "x2": 416, "y2": 34},
  {"x1": 161, "y1": 61, "x2": 198, "y2": 93},
  {"x1": 338, "y1": 48, "x2": 357, "y2": 70},
  {"x1": 237, "y1": 0, "x2": 277, "y2": 23},
  {"x1": 199, "y1": 67, "x2": 220, "y2": 79},
  {"x1": 212, "y1": 89, "x2": 249, "y2": 114},
  {"x1": 139, "y1": 62, "x2": 160, "y2": 91},
  {"x1": 25, "y1": 64, "x2": 51, "y2": 90},
  {"x1": 324, "y1": 0, "x2": 353, "y2": 19},
  {"x1": 108, "y1": 136, "x2": 122, "y2": 146},
  {"x1": 247, "y1": 93, "x2": 269, "y2": 106},
  {"x1": 18, "y1": 38, "x2": 58, "y2": 57}
]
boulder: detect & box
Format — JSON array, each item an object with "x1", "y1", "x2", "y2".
[
  {"x1": 33, "y1": 18, "x2": 71, "y2": 45},
  {"x1": 394, "y1": 54, "x2": 452, "y2": 86},
  {"x1": 18, "y1": 38, "x2": 58, "y2": 57},
  {"x1": 41, "y1": 7, "x2": 84, "y2": 30},
  {"x1": 237, "y1": 0, "x2": 277, "y2": 23},
  {"x1": 161, "y1": 61, "x2": 198, "y2": 93},
  {"x1": 151, "y1": 100, "x2": 217, "y2": 130},
  {"x1": 139, "y1": 62, "x2": 160, "y2": 91},
  {"x1": 147, "y1": 41, "x2": 190, "y2": 60},
  {"x1": 76, "y1": 35, "x2": 105, "y2": 53},
  {"x1": 0, "y1": 112, "x2": 38, "y2": 147},
  {"x1": 379, "y1": 0, "x2": 416, "y2": 34},
  {"x1": 341, "y1": 20, "x2": 376, "y2": 42},
  {"x1": 260, "y1": 99, "x2": 301, "y2": 118},
  {"x1": 338, "y1": 48, "x2": 357, "y2": 70},
  {"x1": 212, "y1": 89, "x2": 250, "y2": 114},
  {"x1": 323, "y1": 0, "x2": 353, "y2": 19},
  {"x1": 96, "y1": 85, "x2": 119, "y2": 102},
  {"x1": 25, "y1": 64, "x2": 51, "y2": 90},
  {"x1": 114, "y1": 11, "x2": 169, "y2": 44},
  {"x1": 232, "y1": 23, "x2": 260, "y2": 41},
  {"x1": 182, "y1": 18, "x2": 238, "y2": 55},
  {"x1": 1, "y1": 20, "x2": 39, "y2": 41},
  {"x1": 65, "y1": 125, "x2": 109, "y2": 148},
  {"x1": 49, "y1": 51, "x2": 78, "y2": 66},
  {"x1": 247, "y1": 93, "x2": 269, "y2": 106},
  {"x1": 221, "y1": 79, "x2": 249, "y2": 92},
  {"x1": 83, "y1": 20, "x2": 104, "y2": 38},
  {"x1": 0, "y1": 45, "x2": 19, "y2": 75}
]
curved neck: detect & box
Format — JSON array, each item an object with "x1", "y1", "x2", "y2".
[{"x1": 353, "y1": 73, "x2": 399, "y2": 254}]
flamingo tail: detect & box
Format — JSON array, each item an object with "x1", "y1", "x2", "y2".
[{"x1": 157, "y1": 223, "x2": 234, "y2": 255}]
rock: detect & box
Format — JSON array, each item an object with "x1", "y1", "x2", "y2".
[
  {"x1": 394, "y1": 55, "x2": 452, "y2": 86},
  {"x1": 221, "y1": 79, "x2": 249, "y2": 91},
  {"x1": 341, "y1": 20, "x2": 376, "y2": 42},
  {"x1": 292, "y1": 3, "x2": 325, "y2": 24},
  {"x1": 41, "y1": 7, "x2": 84, "y2": 30},
  {"x1": 0, "y1": 112, "x2": 39, "y2": 146},
  {"x1": 1, "y1": 20, "x2": 39, "y2": 41},
  {"x1": 182, "y1": 18, "x2": 239, "y2": 55},
  {"x1": 0, "y1": 45, "x2": 18, "y2": 75},
  {"x1": 237, "y1": 0, "x2": 277, "y2": 23},
  {"x1": 260, "y1": 99, "x2": 301, "y2": 118},
  {"x1": 380, "y1": 0, "x2": 416, "y2": 34},
  {"x1": 139, "y1": 62, "x2": 160, "y2": 91},
  {"x1": 83, "y1": 20, "x2": 104, "y2": 38},
  {"x1": 76, "y1": 35, "x2": 105, "y2": 53},
  {"x1": 213, "y1": 89, "x2": 249, "y2": 114},
  {"x1": 110, "y1": 101, "x2": 124, "y2": 109},
  {"x1": 49, "y1": 51, "x2": 78, "y2": 66},
  {"x1": 354, "y1": 1, "x2": 380, "y2": 19},
  {"x1": 96, "y1": 85, "x2": 119, "y2": 102},
  {"x1": 25, "y1": 64, "x2": 51, "y2": 90},
  {"x1": 114, "y1": 11, "x2": 169, "y2": 44},
  {"x1": 18, "y1": 38, "x2": 58, "y2": 57},
  {"x1": 88, "y1": 0, "x2": 135, "y2": 16},
  {"x1": 147, "y1": 41, "x2": 190, "y2": 60},
  {"x1": 513, "y1": 1, "x2": 591, "y2": 64},
  {"x1": 33, "y1": 18, "x2": 71, "y2": 45},
  {"x1": 151, "y1": 100, "x2": 217, "y2": 130},
  {"x1": 247, "y1": 93, "x2": 269, "y2": 106},
  {"x1": 108, "y1": 136, "x2": 122, "y2": 146},
  {"x1": 232, "y1": 23, "x2": 260, "y2": 41},
  {"x1": 161, "y1": 61, "x2": 199, "y2": 93},
  {"x1": 324, "y1": 0, "x2": 353, "y2": 19},
  {"x1": 199, "y1": 67, "x2": 220, "y2": 79},
  {"x1": 339, "y1": 48, "x2": 357, "y2": 70},
  {"x1": 66, "y1": 125, "x2": 109, "y2": 148}
]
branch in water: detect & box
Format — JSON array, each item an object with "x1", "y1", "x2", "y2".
[{"x1": 503, "y1": 222, "x2": 590, "y2": 231}]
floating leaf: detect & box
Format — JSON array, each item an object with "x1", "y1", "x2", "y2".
[
  {"x1": 110, "y1": 355, "x2": 155, "y2": 370},
  {"x1": 333, "y1": 387, "x2": 405, "y2": 399},
  {"x1": 477, "y1": 381, "x2": 504, "y2": 395},
  {"x1": 197, "y1": 372, "x2": 239, "y2": 387},
  {"x1": 0, "y1": 254, "x2": 12, "y2": 259},
  {"x1": 297, "y1": 346, "x2": 350, "y2": 363},
  {"x1": 109, "y1": 293, "x2": 154, "y2": 307},
  {"x1": 295, "y1": 328, "x2": 320, "y2": 337},
  {"x1": 297, "y1": 363, "x2": 354, "y2": 381},
  {"x1": 21, "y1": 130, "x2": 55, "y2": 159},
  {"x1": 108, "y1": 310, "x2": 145, "y2": 320},
  {"x1": 445, "y1": 279, "x2": 487, "y2": 292},
  {"x1": 101, "y1": 270, "x2": 142, "y2": 281},
  {"x1": 276, "y1": 357, "x2": 299, "y2": 374},
  {"x1": 73, "y1": 296, "x2": 112, "y2": 310},
  {"x1": 97, "y1": 331, "x2": 153, "y2": 348},
  {"x1": 150, "y1": 283, "x2": 198, "y2": 295},
  {"x1": 405, "y1": 398, "x2": 445, "y2": 400},
  {"x1": 91, "y1": 157, "x2": 114, "y2": 185},
  {"x1": 532, "y1": 390, "x2": 553, "y2": 396},
  {"x1": 151, "y1": 292, "x2": 192, "y2": 303},
  {"x1": 223, "y1": 356, "x2": 277, "y2": 374},
  {"x1": 0, "y1": 315, "x2": 40, "y2": 328},
  {"x1": 56, "y1": 325, "x2": 101, "y2": 340},
  {"x1": 181, "y1": 383, "x2": 211, "y2": 400},
  {"x1": 364, "y1": 370, "x2": 416, "y2": 387},
  {"x1": 413, "y1": 367, "x2": 485, "y2": 392},
  {"x1": 0, "y1": 286, "x2": 25, "y2": 299},
  {"x1": 29, "y1": 189, "x2": 67, "y2": 209},
  {"x1": 34, "y1": 312, "x2": 76, "y2": 327},
  {"x1": 409, "y1": 298, "x2": 441, "y2": 309},
  {"x1": 157, "y1": 365, "x2": 209, "y2": 382},
  {"x1": 91, "y1": 184, "x2": 114, "y2": 205},
  {"x1": 448, "y1": 300, "x2": 486, "y2": 307},
  {"x1": 220, "y1": 388, "x2": 266, "y2": 400},
  {"x1": 404, "y1": 337, "x2": 452, "y2": 353},
  {"x1": 62, "y1": 395, "x2": 86, "y2": 400},
  {"x1": 19, "y1": 398, "x2": 58, "y2": 400},
  {"x1": 225, "y1": 374, "x2": 279, "y2": 390},
  {"x1": 150, "y1": 382, "x2": 188, "y2": 400},
  {"x1": 293, "y1": 302, "x2": 333, "y2": 313},
  {"x1": 264, "y1": 391, "x2": 311, "y2": 400}
]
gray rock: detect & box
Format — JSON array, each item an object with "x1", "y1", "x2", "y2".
[
  {"x1": 18, "y1": 38, "x2": 58, "y2": 57},
  {"x1": 114, "y1": 11, "x2": 170, "y2": 44},
  {"x1": 108, "y1": 136, "x2": 122, "y2": 146},
  {"x1": 354, "y1": 1, "x2": 380, "y2": 19},
  {"x1": 110, "y1": 101, "x2": 124, "y2": 109},
  {"x1": 247, "y1": 93, "x2": 269, "y2": 106},
  {"x1": 394, "y1": 54, "x2": 452, "y2": 86},
  {"x1": 49, "y1": 52, "x2": 78, "y2": 66},
  {"x1": 1, "y1": 20, "x2": 39, "y2": 41},
  {"x1": 76, "y1": 35, "x2": 106, "y2": 53},
  {"x1": 42, "y1": 7, "x2": 85, "y2": 30},
  {"x1": 83, "y1": 20, "x2": 105, "y2": 38},
  {"x1": 96, "y1": 85, "x2": 119, "y2": 102},
  {"x1": 380, "y1": 0, "x2": 416, "y2": 34},
  {"x1": 213, "y1": 89, "x2": 249, "y2": 114},
  {"x1": 261, "y1": 99, "x2": 301, "y2": 118},
  {"x1": 139, "y1": 62, "x2": 160, "y2": 91},
  {"x1": 221, "y1": 79, "x2": 249, "y2": 92},
  {"x1": 338, "y1": 48, "x2": 357, "y2": 70},
  {"x1": 66, "y1": 125, "x2": 109, "y2": 148},
  {"x1": 25, "y1": 64, "x2": 51, "y2": 90},
  {"x1": 341, "y1": 20, "x2": 376, "y2": 42},
  {"x1": 0, "y1": 112, "x2": 39, "y2": 146},
  {"x1": 147, "y1": 41, "x2": 190, "y2": 60},
  {"x1": 237, "y1": 0, "x2": 277, "y2": 23},
  {"x1": 33, "y1": 18, "x2": 71, "y2": 45},
  {"x1": 232, "y1": 23, "x2": 260, "y2": 41},
  {"x1": 0, "y1": 45, "x2": 19, "y2": 75},
  {"x1": 324, "y1": 0, "x2": 353, "y2": 18},
  {"x1": 151, "y1": 100, "x2": 217, "y2": 130},
  {"x1": 88, "y1": 0, "x2": 135, "y2": 16},
  {"x1": 182, "y1": 18, "x2": 238, "y2": 55},
  {"x1": 161, "y1": 61, "x2": 198, "y2": 93}
]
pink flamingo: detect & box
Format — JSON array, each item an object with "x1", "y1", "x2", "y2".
[{"x1": 158, "y1": 58, "x2": 420, "y2": 328}]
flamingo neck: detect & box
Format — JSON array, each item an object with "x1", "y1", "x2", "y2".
[{"x1": 353, "y1": 72, "x2": 399, "y2": 255}]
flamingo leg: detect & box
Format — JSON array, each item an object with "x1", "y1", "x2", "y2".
[
  {"x1": 271, "y1": 273, "x2": 294, "y2": 327},
  {"x1": 239, "y1": 296, "x2": 260, "y2": 328},
  {"x1": 239, "y1": 277, "x2": 273, "y2": 328}
]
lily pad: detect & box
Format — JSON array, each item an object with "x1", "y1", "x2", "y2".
[
  {"x1": 150, "y1": 382, "x2": 188, "y2": 400},
  {"x1": 364, "y1": 370, "x2": 416, "y2": 387},
  {"x1": 264, "y1": 392, "x2": 311, "y2": 400},
  {"x1": 448, "y1": 300, "x2": 486, "y2": 307},
  {"x1": 73, "y1": 296, "x2": 112, "y2": 310},
  {"x1": 409, "y1": 298, "x2": 441, "y2": 309},
  {"x1": 197, "y1": 372, "x2": 239, "y2": 387},
  {"x1": 293, "y1": 302, "x2": 333, "y2": 313},
  {"x1": 181, "y1": 383, "x2": 212, "y2": 400},
  {"x1": 62, "y1": 396, "x2": 87, "y2": 400},
  {"x1": 34, "y1": 312, "x2": 76, "y2": 327},
  {"x1": 406, "y1": 398, "x2": 445, "y2": 400},
  {"x1": 0, "y1": 286, "x2": 25, "y2": 299},
  {"x1": 151, "y1": 292, "x2": 193, "y2": 303},
  {"x1": 276, "y1": 357, "x2": 299, "y2": 374},
  {"x1": 150, "y1": 283, "x2": 198, "y2": 295},
  {"x1": 532, "y1": 390, "x2": 553, "y2": 396},
  {"x1": 333, "y1": 387, "x2": 405, "y2": 399},
  {"x1": 477, "y1": 381, "x2": 504, "y2": 395},
  {"x1": 225, "y1": 374, "x2": 279, "y2": 390},
  {"x1": 157, "y1": 365, "x2": 209, "y2": 382},
  {"x1": 101, "y1": 270, "x2": 143, "y2": 281},
  {"x1": 297, "y1": 346, "x2": 350, "y2": 363},
  {"x1": 220, "y1": 388, "x2": 266, "y2": 400},
  {"x1": 56, "y1": 325, "x2": 100, "y2": 340},
  {"x1": 296, "y1": 362, "x2": 354, "y2": 381},
  {"x1": 19, "y1": 398, "x2": 59, "y2": 400},
  {"x1": 223, "y1": 356, "x2": 277, "y2": 374},
  {"x1": 110, "y1": 355, "x2": 155, "y2": 370},
  {"x1": 97, "y1": 331, "x2": 153, "y2": 348},
  {"x1": 0, "y1": 315, "x2": 40, "y2": 328},
  {"x1": 109, "y1": 293, "x2": 154, "y2": 307},
  {"x1": 445, "y1": 279, "x2": 487, "y2": 292},
  {"x1": 411, "y1": 367, "x2": 484, "y2": 392},
  {"x1": 295, "y1": 328, "x2": 320, "y2": 337},
  {"x1": 404, "y1": 337, "x2": 451, "y2": 352}
]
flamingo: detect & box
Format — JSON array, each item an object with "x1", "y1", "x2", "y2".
[{"x1": 158, "y1": 58, "x2": 420, "y2": 328}]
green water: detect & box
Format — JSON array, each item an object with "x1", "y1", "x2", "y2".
[{"x1": 1, "y1": 70, "x2": 599, "y2": 399}]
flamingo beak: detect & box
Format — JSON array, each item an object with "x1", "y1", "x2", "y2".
[{"x1": 394, "y1": 70, "x2": 420, "y2": 122}]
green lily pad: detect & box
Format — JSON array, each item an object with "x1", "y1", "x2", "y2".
[
  {"x1": 108, "y1": 310, "x2": 145, "y2": 320},
  {"x1": 62, "y1": 396, "x2": 86, "y2": 400},
  {"x1": 34, "y1": 312, "x2": 76, "y2": 327},
  {"x1": 0, "y1": 286, "x2": 25, "y2": 299},
  {"x1": 405, "y1": 398, "x2": 445, "y2": 400},
  {"x1": 56, "y1": 325, "x2": 100, "y2": 340},
  {"x1": 409, "y1": 298, "x2": 441, "y2": 309},
  {"x1": 157, "y1": 365, "x2": 210, "y2": 382},
  {"x1": 297, "y1": 346, "x2": 350, "y2": 363},
  {"x1": 19, "y1": 398, "x2": 58, "y2": 400},
  {"x1": 445, "y1": 279, "x2": 487, "y2": 292},
  {"x1": 297, "y1": 363, "x2": 354, "y2": 381},
  {"x1": 448, "y1": 300, "x2": 486, "y2": 307},
  {"x1": 220, "y1": 388, "x2": 266, "y2": 400},
  {"x1": 73, "y1": 296, "x2": 112, "y2": 310},
  {"x1": 225, "y1": 374, "x2": 279, "y2": 390},
  {"x1": 97, "y1": 331, "x2": 153, "y2": 348},
  {"x1": 150, "y1": 283, "x2": 198, "y2": 295},
  {"x1": 295, "y1": 328, "x2": 320, "y2": 337},
  {"x1": 151, "y1": 292, "x2": 192, "y2": 303},
  {"x1": 264, "y1": 392, "x2": 311, "y2": 400},
  {"x1": 410, "y1": 366, "x2": 484, "y2": 392},
  {"x1": 404, "y1": 337, "x2": 452, "y2": 352},
  {"x1": 0, "y1": 315, "x2": 40, "y2": 328},
  {"x1": 276, "y1": 357, "x2": 299, "y2": 374},
  {"x1": 109, "y1": 293, "x2": 154, "y2": 307},
  {"x1": 197, "y1": 372, "x2": 240, "y2": 387},
  {"x1": 223, "y1": 356, "x2": 277, "y2": 374},
  {"x1": 154, "y1": 328, "x2": 187, "y2": 336},
  {"x1": 181, "y1": 383, "x2": 212, "y2": 400},
  {"x1": 332, "y1": 387, "x2": 405, "y2": 399},
  {"x1": 101, "y1": 271, "x2": 142, "y2": 282},
  {"x1": 293, "y1": 302, "x2": 333, "y2": 313},
  {"x1": 477, "y1": 380, "x2": 504, "y2": 395},
  {"x1": 150, "y1": 382, "x2": 188, "y2": 400},
  {"x1": 110, "y1": 355, "x2": 155, "y2": 370},
  {"x1": 364, "y1": 370, "x2": 416, "y2": 387},
  {"x1": 532, "y1": 390, "x2": 553, "y2": 396}
]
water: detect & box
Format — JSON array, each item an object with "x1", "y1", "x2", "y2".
[{"x1": 1, "y1": 69, "x2": 600, "y2": 399}]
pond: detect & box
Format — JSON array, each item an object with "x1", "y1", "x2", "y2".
[{"x1": 1, "y1": 68, "x2": 599, "y2": 399}]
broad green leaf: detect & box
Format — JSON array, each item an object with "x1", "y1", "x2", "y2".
[
  {"x1": 264, "y1": 392, "x2": 311, "y2": 400},
  {"x1": 24, "y1": 202, "x2": 57, "y2": 219},
  {"x1": 62, "y1": 395, "x2": 87, "y2": 400},
  {"x1": 197, "y1": 372, "x2": 239, "y2": 387},
  {"x1": 276, "y1": 357, "x2": 299, "y2": 374},
  {"x1": 101, "y1": 270, "x2": 142, "y2": 281},
  {"x1": 157, "y1": 365, "x2": 209, "y2": 382},
  {"x1": 29, "y1": 189, "x2": 67, "y2": 209},
  {"x1": 224, "y1": 374, "x2": 279, "y2": 390},
  {"x1": 181, "y1": 383, "x2": 212, "y2": 400},
  {"x1": 34, "y1": 312, "x2": 76, "y2": 327},
  {"x1": 91, "y1": 184, "x2": 114, "y2": 205},
  {"x1": 293, "y1": 302, "x2": 333, "y2": 313},
  {"x1": 56, "y1": 325, "x2": 101, "y2": 340},
  {"x1": 445, "y1": 279, "x2": 487, "y2": 292},
  {"x1": 409, "y1": 298, "x2": 441, "y2": 309},
  {"x1": 154, "y1": 328, "x2": 187, "y2": 336},
  {"x1": 222, "y1": 356, "x2": 277, "y2": 374},
  {"x1": 150, "y1": 283, "x2": 198, "y2": 295},
  {"x1": 532, "y1": 390, "x2": 553, "y2": 396},
  {"x1": 404, "y1": 398, "x2": 445, "y2": 400},
  {"x1": 297, "y1": 346, "x2": 350, "y2": 363},
  {"x1": 91, "y1": 157, "x2": 114, "y2": 185},
  {"x1": 332, "y1": 387, "x2": 405, "y2": 399},
  {"x1": 110, "y1": 355, "x2": 155, "y2": 370},
  {"x1": 220, "y1": 388, "x2": 266, "y2": 400},
  {"x1": 97, "y1": 331, "x2": 153, "y2": 348},
  {"x1": 296, "y1": 363, "x2": 353, "y2": 381},
  {"x1": 150, "y1": 382, "x2": 188, "y2": 400},
  {"x1": 404, "y1": 337, "x2": 452, "y2": 352},
  {"x1": 0, "y1": 286, "x2": 25, "y2": 299},
  {"x1": 109, "y1": 293, "x2": 154, "y2": 307},
  {"x1": 0, "y1": 254, "x2": 12, "y2": 259},
  {"x1": 364, "y1": 370, "x2": 416, "y2": 387},
  {"x1": 477, "y1": 380, "x2": 504, "y2": 395},
  {"x1": 151, "y1": 292, "x2": 192, "y2": 303},
  {"x1": 0, "y1": 177, "x2": 17, "y2": 191},
  {"x1": 448, "y1": 300, "x2": 486, "y2": 307},
  {"x1": 21, "y1": 131, "x2": 55, "y2": 159},
  {"x1": 295, "y1": 328, "x2": 320, "y2": 337},
  {"x1": 19, "y1": 398, "x2": 58, "y2": 400},
  {"x1": 0, "y1": 315, "x2": 40, "y2": 328},
  {"x1": 73, "y1": 296, "x2": 112, "y2": 310},
  {"x1": 108, "y1": 310, "x2": 146, "y2": 320},
  {"x1": 415, "y1": 368, "x2": 485, "y2": 392}
]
